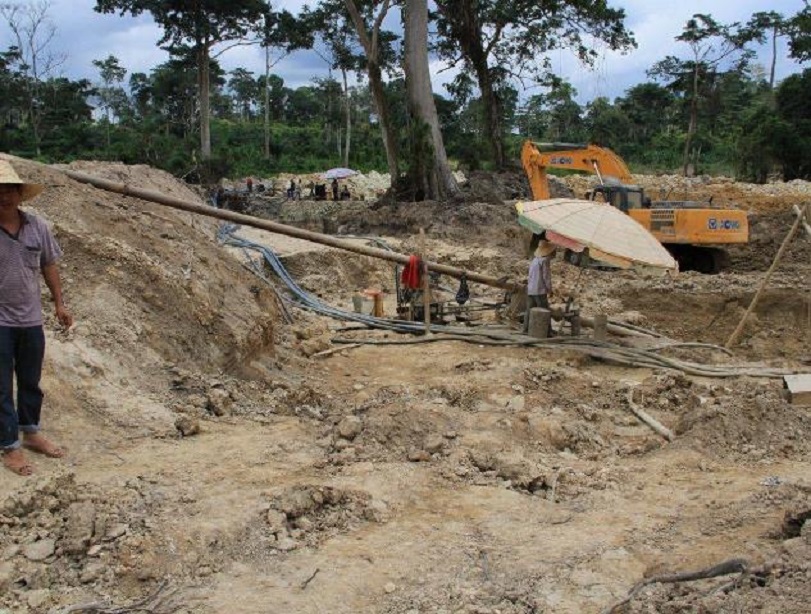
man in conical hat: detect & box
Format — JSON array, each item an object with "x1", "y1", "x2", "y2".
[
  {"x1": 0, "y1": 160, "x2": 72, "y2": 476},
  {"x1": 523, "y1": 238, "x2": 556, "y2": 335}
]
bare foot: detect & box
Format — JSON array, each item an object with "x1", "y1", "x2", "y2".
[
  {"x1": 22, "y1": 433, "x2": 65, "y2": 458},
  {"x1": 2, "y1": 448, "x2": 34, "y2": 476}
]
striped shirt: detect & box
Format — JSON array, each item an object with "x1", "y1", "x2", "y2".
[{"x1": 0, "y1": 210, "x2": 63, "y2": 327}]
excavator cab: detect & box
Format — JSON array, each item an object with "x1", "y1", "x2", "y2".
[{"x1": 588, "y1": 185, "x2": 647, "y2": 213}]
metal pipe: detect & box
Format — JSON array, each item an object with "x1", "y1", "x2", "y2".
[{"x1": 62, "y1": 169, "x2": 522, "y2": 292}]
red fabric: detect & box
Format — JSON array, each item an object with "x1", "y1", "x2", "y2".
[{"x1": 401, "y1": 255, "x2": 422, "y2": 289}]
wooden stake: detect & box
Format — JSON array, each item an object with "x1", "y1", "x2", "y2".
[
  {"x1": 420, "y1": 228, "x2": 431, "y2": 335},
  {"x1": 725, "y1": 204, "x2": 807, "y2": 349},
  {"x1": 793, "y1": 204, "x2": 811, "y2": 238}
]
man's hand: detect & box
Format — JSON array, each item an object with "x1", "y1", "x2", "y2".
[{"x1": 55, "y1": 304, "x2": 73, "y2": 329}]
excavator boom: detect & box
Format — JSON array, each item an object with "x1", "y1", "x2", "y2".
[{"x1": 521, "y1": 140, "x2": 632, "y2": 199}]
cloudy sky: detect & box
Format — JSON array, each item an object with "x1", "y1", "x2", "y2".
[{"x1": 1, "y1": 0, "x2": 807, "y2": 103}]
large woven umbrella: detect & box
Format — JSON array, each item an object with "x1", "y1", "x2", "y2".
[{"x1": 516, "y1": 199, "x2": 677, "y2": 270}]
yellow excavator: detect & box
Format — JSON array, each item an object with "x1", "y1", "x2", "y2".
[{"x1": 520, "y1": 140, "x2": 749, "y2": 273}]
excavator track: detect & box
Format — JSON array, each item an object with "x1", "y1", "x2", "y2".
[{"x1": 666, "y1": 244, "x2": 729, "y2": 274}]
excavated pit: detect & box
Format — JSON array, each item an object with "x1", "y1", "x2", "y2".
[{"x1": 1, "y1": 161, "x2": 809, "y2": 614}]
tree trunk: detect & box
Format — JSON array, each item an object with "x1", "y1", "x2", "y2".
[
  {"x1": 473, "y1": 60, "x2": 505, "y2": 168},
  {"x1": 198, "y1": 43, "x2": 212, "y2": 160},
  {"x1": 683, "y1": 64, "x2": 699, "y2": 177},
  {"x1": 368, "y1": 63, "x2": 399, "y2": 181},
  {"x1": 264, "y1": 45, "x2": 271, "y2": 160},
  {"x1": 403, "y1": 0, "x2": 459, "y2": 199},
  {"x1": 342, "y1": 67, "x2": 351, "y2": 167},
  {"x1": 343, "y1": 0, "x2": 399, "y2": 182},
  {"x1": 769, "y1": 24, "x2": 777, "y2": 91}
]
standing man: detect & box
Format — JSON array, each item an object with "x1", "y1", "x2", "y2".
[
  {"x1": 0, "y1": 160, "x2": 72, "y2": 476},
  {"x1": 523, "y1": 239, "x2": 555, "y2": 334}
]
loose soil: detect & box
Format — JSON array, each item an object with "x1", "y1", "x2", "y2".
[{"x1": 0, "y1": 157, "x2": 809, "y2": 614}]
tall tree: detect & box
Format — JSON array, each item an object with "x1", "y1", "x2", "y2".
[
  {"x1": 95, "y1": 0, "x2": 266, "y2": 161},
  {"x1": 0, "y1": 0, "x2": 66, "y2": 156},
  {"x1": 747, "y1": 11, "x2": 788, "y2": 90},
  {"x1": 92, "y1": 54, "x2": 127, "y2": 154},
  {"x1": 259, "y1": 6, "x2": 311, "y2": 160},
  {"x1": 343, "y1": 0, "x2": 400, "y2": 181},
  {"x1": 227, "y1": 67, "x2": 258, "y2": 120},
  {"x1": 649, "y1": 14, "x2": 755, "y2": 176},
  {"x1": 403, "y1": 0, "x2": 459, "y2": 199},
  {"x1": 434, "y1": 0, "x2": 634, "y2": 169},
  {"x1": 303, "y1": 3, "x2": 364, "y2": 166}
]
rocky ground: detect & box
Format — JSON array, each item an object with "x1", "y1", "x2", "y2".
[{"x1": 0, "y1": 157, "x2": 809, "y2": 614}]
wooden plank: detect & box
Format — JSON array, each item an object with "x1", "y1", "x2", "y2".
[{"x1": 784, "y1": 374, "x2": 811, "y2": 405}]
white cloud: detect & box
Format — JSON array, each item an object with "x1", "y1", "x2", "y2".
[{"x1": 0, "y1": 0, "x2": 806, "y2": 99}]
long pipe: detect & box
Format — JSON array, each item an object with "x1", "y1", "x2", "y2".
[
  {"x1": 62, "y1": 169, "x2": 522, "y2": 292},
  {"x1": 61, "y1": 169, "x2": 653, "y2": 339}
]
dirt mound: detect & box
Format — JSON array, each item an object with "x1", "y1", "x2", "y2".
[
  {"x1": 728, "y1": 209, "x2": 811, "y2": 273},
  {"x1": 675, "y1": 380, "x2": 810, "y2": 462},
  {"x1": 560, "y1": 173, "x2": 811, "y2": 213}
]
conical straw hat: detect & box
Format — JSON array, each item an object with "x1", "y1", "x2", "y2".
[{"x1": 0, "y1": 160, "x2": 44, "y2": 202}]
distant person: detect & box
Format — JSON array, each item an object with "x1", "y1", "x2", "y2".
[
  {"x1": 523, "y1": 240, "x2": 555, "y2": 335},
  {"x1": 288, "y1": 179, "x2": 295, "y2": 199},
  {"x1": 331, "y1": 178, "x2": 339, "y2": 201},
  {"x1": 246, "y1": 177, "x2": 253, "y2": 193},
  {"x1": 340, "y1": 185, "x2": 351, "y2": 200},
  {"x1": 214, "y1": 185, "x2": 225, "y2": 208},
  {"x1": 295, "y1": 180, "x2": 302, "y2": 200},
  {"x1": 0, "y1": 161, "x2": 72, "y2": 476}
]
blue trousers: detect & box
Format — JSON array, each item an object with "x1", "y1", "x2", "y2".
[{"x1": 0, "y1": 325, "x2": 45, "y2": 450}]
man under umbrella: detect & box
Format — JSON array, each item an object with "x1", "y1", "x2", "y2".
[{"x1": 523, "y1": 239, "x2": 556, "y2": 335}]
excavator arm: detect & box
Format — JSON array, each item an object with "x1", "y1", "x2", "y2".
[{"x1": 521, "y1": 140, "x2": 633, "y2": 200}]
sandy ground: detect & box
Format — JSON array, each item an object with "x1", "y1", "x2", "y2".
[{"x1": 0, "y1": 158, "x2": 809, "y2": 614}]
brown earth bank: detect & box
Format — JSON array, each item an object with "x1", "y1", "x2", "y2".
[{"x1": 0, "y1": 160, "x2": 809, "y2": 614}]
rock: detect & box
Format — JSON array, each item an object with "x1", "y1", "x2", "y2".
[
  {"x1": 265, "y1": 509, "x2": 288, "y2": 534},
  {"x1": 352, "y1": 383, "x2": 365, "y2": 392},
  {"x1": 207, "y1": 388, "x2": 232, "y2": 416},
  {"x1": 295, "y1": 516, "x2": 314, "y2": 532},
  {"x1": 88, "y1": 544, "x2": 103, "y2": 557},
  {"x1": 333, "y1": 438, "x2": 353, "y2": 451},
  {"x1": 507, "y1": 396, "x2": 525, "y2": 411},
  {"x1": 2, "y1": 545, "x2": 20, "y2": 560},
  {"x1": 424, "y1": 435, "x2": 445, "y2": 454},
  {"x1": 275, "y1": 536, "x2": 298, "y2": 552},
  {"x1": 23, "y1": 539, "x2": 55, "y2": 562},
  {"x1": 782, "y1": 537, "x2": 809, "y2": 558},
  {"x1": 408, "y1": 449, "x2": 431, "y2": 462},
  {"x1": 384, "y1": 582, "x2": 396, "y2": 594},
  {"x1": 276, "y1": 488, "x2": 317, "y2": 518},
  {"x1": 26, "y1": 589, "x2": 50, "y2": 610},
  {"x1": 62, "y1": 501, "x2": 96, "y2": 555},
  {"x1": 80, "y1": 561, "x2": 106, "y2": 584},
  {"x1": 104, "y1": 524, "x2": 128, "y2": 542},
  {"x1": 0, "y1": 561, "x2": 14, "y2": 591},
  {"x1": 175, "y1": 416, "x2": 201, "y2": 437},
  {"x1": 337, "y1": 416, "x2": 363, "y2": 440}
]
